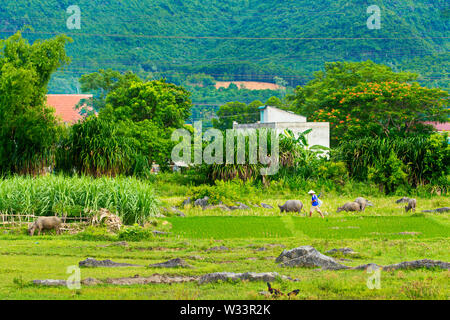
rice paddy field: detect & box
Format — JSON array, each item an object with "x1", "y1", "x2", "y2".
[{"x1": 0, "y1": 175, "x2": 449, "y2": 300}]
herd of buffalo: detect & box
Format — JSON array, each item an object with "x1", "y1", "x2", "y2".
[
  {"x1": 25, "y1": 196, "x2": 449, "y2": 236},
  {"x1": 277, "y1": 197, "x2": 417, "y2": 214}
]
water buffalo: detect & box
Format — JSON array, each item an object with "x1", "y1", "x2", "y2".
[
  {"x1": 337, "y1": 202, "x2": 361, "y2": 213},
  {"x1": 28, "y1": 216, "x2": 63, "y2": 236},
  {"x1": 354, "y1": 197, "x2": 373, "y2": 211},
  {"x1": 396, "y1": 197, "x2": 416, "y2": 212},
  {"x1": 278, "y1": 200, "x2": 304, "y2": 213}
]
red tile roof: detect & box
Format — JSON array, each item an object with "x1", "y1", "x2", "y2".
[
  {"x1": 423, "y1": 121, "x2": 450, "y2": 132},
  {"x1": 46, "y1": 94, "x2": 93, "y2": 124}
]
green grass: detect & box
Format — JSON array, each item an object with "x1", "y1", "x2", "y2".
[
  {"x1": 293, "y1": 216, "x2": 449, "y2": 240},
  {"x1": 0, "y1": 176, "x2": 449, "y2": 300},
  {"x1": 168, "y1": 216, "x2": 292, "y2": 239},
  {"x1": 0, "y1": 236, "x2": 448, "y2": 300},
  {"x1": 167, "y1": 216, "x2": 449, "y2": 240}
]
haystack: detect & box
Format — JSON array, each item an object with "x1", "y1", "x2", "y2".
[{"x1": 89, "y1": 208, "x2": 123, "y2": 233}]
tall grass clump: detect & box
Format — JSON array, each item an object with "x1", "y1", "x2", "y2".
[
  {"x1": 335, "y1": 133, "x2": 450, "y2": 189},
  {"x1": 55, "y1": 116, "x2": 148, "y2": 177},
  {"x1": 197, "y1": 128, "x2": 330, "y2": 185},
  {"x1": 0, "y1": 175, "x2": 159, "y2": 224}
]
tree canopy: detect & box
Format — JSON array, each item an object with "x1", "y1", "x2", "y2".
[
  {"x1": 285, "y1": 61, "x2": 449, "y2": 146},
  {"x1": 311, "y1": 80, "x2": 449, "y2": 146},
  {"x1": 0, "y1": 30, "x2": 72, "y2": 174},
  {"x1": 0, "y1": 1, "x2": 444, "y2": 94},
  {"x1": 288, "y1": 60, "x2": 419, "y2": 117}
]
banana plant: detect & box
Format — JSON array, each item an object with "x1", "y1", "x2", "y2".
[{"x1": 279, "y1": 129, "x2": 329, "y2": 168}]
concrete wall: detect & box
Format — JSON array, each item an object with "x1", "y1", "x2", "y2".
[
  {"x1": 233, "y1": 122, "x2": 330, "y2": 149},
  {"x1": 275, "y1": 122, "x2": 330, "y2": 149},
  {"x1": 261, "y1": 106, "x2": 306, "y2": 124}
]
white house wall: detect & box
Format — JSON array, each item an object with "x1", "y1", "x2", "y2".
[
  {"x1": 233, "y1": 122, "x2": 330, "y2": 149},
  {"x1": 274, "y1": 122, "x2": 330, "y2": 149},
  {"x1": 264, "y1": 106, "x2": 306, "y2": 123}
]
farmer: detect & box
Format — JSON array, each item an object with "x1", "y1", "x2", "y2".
[{"x1": 308, "y1": 190, "x2": 324, "y2": 218}]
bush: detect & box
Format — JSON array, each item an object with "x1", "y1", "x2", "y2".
[
  {"x1": 412, "y1": 174, "x2": 449, "y2": 197},
  {"x1": 56, "y1": 116, "x2": 141, "y2": 177},
  {"x1": 75, "y1": 226, "x2": 116, "y2": 241},
  {"x1": 186, "y1": 179, "x2": 260, "y2": 206},
  {"x1": 368, "y1": 151, "x2": 408, "y2": 194},
  {"x1": 118, "y1": 224, "x2": 154, "y2": 241},
  {"x1": 187, "y1": 185, "x2": 219, "y2": 204},
  {"x1": 317, "y1": 161, "x2": 348, "y2": 184},
  {"x1": 336, "y1": 134, "x2": 450, "y2": 186}
]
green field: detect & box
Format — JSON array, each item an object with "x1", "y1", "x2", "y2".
[
  {"x1": 0, "y1": 175, "x2": 449, "y2": 300},
  {"x1": 1, "y1": 189, "x2": 449, "y2": 300},
  {"x1": 168, "y1": 216, "x2": 449, "y2": 240}
]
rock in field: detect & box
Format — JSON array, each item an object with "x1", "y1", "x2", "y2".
[
  {"x1": 148, "y1": 258, "x2": 190, "y2": 268},
  {"x1": 170, "y1": 207, "x2": 185, "y2": 216},
  {"x1": 421, "y1": 207, "x2": 450, "y2": 213},
  {"x1": 207, "y1": 246, "x2": 230, "y2": 251},
  {"x1": 203, "y1": 204, "x2": 230, "y2": 211},
  {"x1": 181, "y1": 197, "x2": 191, "y2": 207},
  {"x1": 382, "y1": 259, "x2": 450, "y2": 271},
  {"x1": 161, "y1": 207, "x2": 185, "y2": 217},
  {"x1": 228, "y1": 202, "x2": 250, "y2": 210},
  {"x1": 352, "y1": 263, "x2": 381, "y2": 270},
  {"x1": 276, "y1": 246, "x2": 349, "y2": 270},
  {"x1": 198, "y1": 272, "x2": 292, "y2": 284},
  {"x1": 33, "y1": 279, "x2": 68, "y2": 286},
  {"x1": 194, "y1": 197, "x2": 209, "y2": 208},
  {"x1": 82, "y1": 278, "x2": 103, "y2": 286},
  {"x1": 79, "y1": 258, "x2": 141, "y2": 268},
  {"x1": 353, "y1": 260, "x2": 450, "y2": 271},
  {"x1": 260, "y1": 203, "x2": 273, "y2": 209},
  {"x1": 152, "y1": 230, "x2": 171, "y2": 235},
  {"x1": 105, "y1": 274, "x2": 198, "y2": 285},
  {"x1": 325, "y1": 248, "x2": 357, "y2": 256}
]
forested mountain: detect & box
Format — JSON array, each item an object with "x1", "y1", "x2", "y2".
[{"x1": 0, "y1": 0, "x2": 448, "y2": 94}]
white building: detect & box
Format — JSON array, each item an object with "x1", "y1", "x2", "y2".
[{"x1": 233, "y1": 106, "x2": 330, "y2": 149}]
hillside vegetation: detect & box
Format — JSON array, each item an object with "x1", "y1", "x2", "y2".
[{"x1": 0, "y1": 0, "x2": 448, "y2": 93}]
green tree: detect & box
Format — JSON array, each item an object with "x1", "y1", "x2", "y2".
[
  {"x1": 185, "y1": 73, "x2": 216, "y2": 87},
  {"x1": 97, "y1": 78, "x2": 192, "y2": 169},
  {"x1": 101, "y1": 79, "x2": 191, "y2": 127},
  {"x1": 335, "y1": 134, "x2": 450, "y2": 186},
  {"x1": 274, "y1": 76, "x2": 288, "y2": 99},
  {"x1": 78, "y1": 69, "x2": 142, "y2": 113},
  {"x1": 266, "y1": 96, "x2": 283, "y2": 108},
  {"x1": 289, "y1": 61, "x2": 418, "y2": 117},
  {"x1": 0, "y1": 30, "x2": 72, "y2": 174},
  {"x1": 368, "y1": 151, "x2": 408, "y2": 194},
  {"x1": 117, "y1": 120, "x2": 174, "y2": 171},
  {"x1": 212, "y1": 100, "x2": 263, "y2": 131},
  {"x1": 311, "y1": 81, "x2": 449, "y2": 146}
]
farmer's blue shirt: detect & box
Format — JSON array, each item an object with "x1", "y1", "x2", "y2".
[{"x1": 312, "y1": 195, "x2": 319, "y2": 207}]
